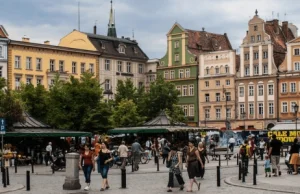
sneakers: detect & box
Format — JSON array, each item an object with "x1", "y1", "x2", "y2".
[
  {"x1": 279, "y1": 171, "x2": 281, "y2": 176},
  {"x1": 84, "y1": 185, "x2": 90, "y2": 191}
]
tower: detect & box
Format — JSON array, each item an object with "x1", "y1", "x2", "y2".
[{"x1": 107, "y1": 0, "x2": 117, "y2": 38}]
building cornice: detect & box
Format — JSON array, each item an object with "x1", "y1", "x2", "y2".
[{"x1": 157, "y1": 64, "x2": 197, "y2": 70}]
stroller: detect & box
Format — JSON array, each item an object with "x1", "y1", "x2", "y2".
[{"x1": 285, "y1": 153, "x2": 300, "y2": 174}]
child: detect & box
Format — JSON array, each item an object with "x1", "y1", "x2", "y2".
[{"x1": 264, "y1": 155, "x2": 271, "y2": 177}]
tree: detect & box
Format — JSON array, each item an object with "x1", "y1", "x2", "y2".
[
  {"x1": 166, "y1": 105, "x2": 187, "y2": 125},
  {"x1": 141, "y1": 75, "x2": 180, "y2": 120},
  {"x1": 111, "y1": 99, "x2": 145, "y2": 127},
  {"x1": 115, "y1": 78, "x2": 138, "y2": 104}
]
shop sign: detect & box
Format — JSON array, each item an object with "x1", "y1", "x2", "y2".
[{"x1": 268, "y1": 131, "x2": 300, "y2": 143}]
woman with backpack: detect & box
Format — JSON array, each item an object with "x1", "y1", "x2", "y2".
[{"x1": 239, "y1": 140, "x2": 250, "y2": 175}]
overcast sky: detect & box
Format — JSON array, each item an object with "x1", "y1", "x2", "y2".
[{"x1": 1, "y1": 0, "x2": 299, "y2": 59}]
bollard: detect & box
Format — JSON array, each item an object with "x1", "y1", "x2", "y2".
[
  {"x1": 26, "y1": 170, "x2": 30, "y2": 191},
  {"x1": 214, "y1": 148, "x2": 216, "y2": 160},
  {"x1": 15, "y1": 159, "x2": 17, "y2": 173},
  {"x1": 6, "y1": 167, "x2": 9, "y2": 186},
  {"x1": 253, "y1": 164, "x2": 257, "y2": 185},
  {"x1": 218, "y1": 155, "x2": 221, "y2": 167},
  {"x1": 254, "y1": 158, "x2": 257, "y2": 175},
  {"x1": 237, "y1": 154, "x2": 239, "y2": 166},
  {"x1": 157, "y1": 156, "x2": 159, "y2": 172},
  {"x1": 3, "y1": 167, "x2": 6, "y2": 188},
  {"x1": 131, "y1": 157, "x2": 134, "y2": 172},
  {"x1": 238, "y1": 161, "x2": 241, "y2": 180},
  {"x1": 242, "y1": 162, "x2": 245, "y2": 183},
  {"x1": 31, "y1": 160, "x2": 34, "y2": 174},
  {"x1": 217, "y1": 166, "x2": 220, "y2": 187},
  {"x1": 121, "y1": 168, "x2": 126, "y2": 189},
  {"x1": 52, "y1": 165, "x2": 55, "y2": 174},
  {"x1": 1, "y1": 167, "x2": 4, "y2": 184}
]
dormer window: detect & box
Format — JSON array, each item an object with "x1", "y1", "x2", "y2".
[
  {"x1": 101, "y1": 41, "x2": 105, "y2": 49},
  {"x1": 118, "y1": 45, "x2": 125, "y2": 53}
]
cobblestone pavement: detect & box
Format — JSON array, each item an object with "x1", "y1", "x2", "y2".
[{"x1": 1, "y1": 156, "x2": 292, "y2": 194}]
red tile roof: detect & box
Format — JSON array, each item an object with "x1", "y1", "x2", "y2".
[{"x1": 185, "y1": 29, "x2": 233, "y2": 55}]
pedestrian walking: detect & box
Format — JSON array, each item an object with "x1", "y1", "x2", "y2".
[
  {"x1": 239, "y1": 140, "x2": 250, "y2": 175},
  {"x1": 197, "y1": 142, "x2": 209, "y2": 179},
  {"x1": 79, "y1": 144, "x2": 95, "y2": 191},
  {"x1": 228, "y1": 136, "x2": 236, "y2": 153},
  {"x1": 167, "y1": 146, "x2": 185, "y2": 192},
  {"x1": 289, "y1": 138, "x2": 300, "y2": 175},
  {"x1": 162, "y1": 140, "x2": 170, "y2": 164},
  {"x1": 186, "y1": 140, "x2": 203, "y2": 192},
  {"x1": 131, "y1": 139, "x2": 143, "y2": 171},
  {"x1": 264, "y1": 155, "x2": 271, "y2": 177},
  {"x1": 152, "y1": 139, "x2": 160, "y2": 164},
  {"x1": 145, "y1": 138, "x2": 152, "y2": 159},
  {"x1": 97, "y1": 142, "x2": 113, "y2": 191},
  {"x1": 268, "y1": 134, "x2": 283, "y2": 176},
  {"x1": 118, "y1": 141, "x2": 128, "y2": 169},
  {"x1": 259, "y1": 138, "x2": 266, "y2": 161},
  {"x1": 45, "y1": 142, "x2": 52, "y2": 166}
]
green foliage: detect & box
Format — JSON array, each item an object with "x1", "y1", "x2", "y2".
[
  {"x1": 115, "y1": 78, "x2": 138, "y2": 104},
  {"x1": 166, "y1": 105, "x2": 187, "y2": 125},
  {"x1": 111, "y1": 99, "x2": 145, "y2": 127}
]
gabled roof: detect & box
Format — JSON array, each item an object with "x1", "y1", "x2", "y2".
[
  {"x1": 13, "y1": 112, "x2": 51, "y2": 129},
  {"x1": 0, "y1": 25, "x2": 9, "y2": 38},
  {"x1": 143, "y1": 111, "x2": 186, "y2": 126},
  {"x1": 185, "y1": 29, "x2": 233, "y2": 55},
  {"x1": 83, "y1": 32, "x2": 148, "y2": 61}
]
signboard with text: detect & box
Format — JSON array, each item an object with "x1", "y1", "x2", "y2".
[
  {"x1": 268, "y1": 131, "x2": 300, "y2": 144},
  {"x1": 0, "y1": 118, "x2": 5, "y2": 135}
]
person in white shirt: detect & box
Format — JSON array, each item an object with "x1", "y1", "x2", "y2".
[
  {"x1": 259, "y1": 138, "x2": 266, "y2": 161},
  {"x1": 228, "y1": 137, "x2": 236, "y2": 152},
  {"x1": 118, "y1": 141, "x2": 128, "y2": 169},
  {"x1": 145, "y1": 138, "x2": 152, "y2": 159},
  {"x1": 45, "y1": 142, "x2": 52, "y2": 166}
]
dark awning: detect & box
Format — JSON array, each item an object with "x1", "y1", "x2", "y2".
[{"x1": 4, "y1": 129, "x2": 92, "y2": 137}]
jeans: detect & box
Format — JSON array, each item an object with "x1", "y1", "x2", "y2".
[
  {"x1": 45, "y1": 152, "x2": 52, "y2": 166},
  {"x1": 259, "y1": 148, "x2": 264, "y2": 160},
  {"x1": 229, "y1": 143, "x2": 234, "y2": 152},
  {"x1": 99, "y1": 165, "x2": 109, "y2": 179},
  {"x1": 83, "y1": 165, "x2": 93, "y2": 183},
  {"x1": 132, "y1": 152, "x2": 140, "y2": 171},
  {"x1": 167, "y1": 172, "x2": 185, "y2": 187}
]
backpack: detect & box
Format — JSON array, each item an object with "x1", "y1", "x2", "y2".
[{"x1": 239, "y1": 145, "x2": 247, "y2": 157}]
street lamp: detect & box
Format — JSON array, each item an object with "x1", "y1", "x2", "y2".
[
  {"x1": 241, "y1": 111, "x2": 246, "y2": 140},
  {"x1": 294, "y1": 103, "x2": 299, "y2": 137}
]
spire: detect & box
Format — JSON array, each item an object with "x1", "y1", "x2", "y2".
[
  {"x1": 107, "y1": 0, "x2": 117, "y2": 37},
  {"x1": 255, "y1": 9, "x2": 258, "y2": 16}
]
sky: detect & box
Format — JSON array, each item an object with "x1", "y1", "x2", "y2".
[{"x1": 1, "y1": 0, "x2": 300, "y2": 59}]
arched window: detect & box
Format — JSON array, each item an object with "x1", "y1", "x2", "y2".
[
  {"x1": 215, "y1": 67, "x2": 220, "y2": 74},
  {"x1": 205, "y1": 67, "x2": 209, "y2": 75},
  {"x1": 225, "y1": 65, "x2": 229, "y2": 73}
]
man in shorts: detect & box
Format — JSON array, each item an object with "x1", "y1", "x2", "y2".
[{"x1": 268, "y1": 134, "x2": 283, "y2": 176}]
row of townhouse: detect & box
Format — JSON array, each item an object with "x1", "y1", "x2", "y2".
[
  {"x1": 0, "y1": 2, "x2": 153, "y2": 100},
  {"x1": 158, "y1": 10, "x2": 300, "y2": 130}
]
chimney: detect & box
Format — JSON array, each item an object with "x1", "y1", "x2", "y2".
[
  {"x1": 44, "y1": 40, "x2": 50, "y2": 45},
  {"x1": 273, "y1": 19, "x2": 279, "y2": 34},
  {"x1": 121, "y1": 36, "x2": 124, "y2": 39},
  {"x1": 93, "y1": 25, "x2": 97, "y2": 34},
  {"x1": 22, "y1": 36, "x2": 30, "y2": 42},
  {"x1": 282, "y1": 21, "x2": 289, "y2": 38},
  {"x1": 246, "y1": 31, "x2": 248, "y2": 35}
]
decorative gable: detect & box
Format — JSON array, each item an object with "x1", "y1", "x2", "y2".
[{"x1": 167, "y1": 22, "x2": 185, "y2": 35}]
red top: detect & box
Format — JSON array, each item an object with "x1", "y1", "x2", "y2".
[{"x1": 82, "y1": 151, "x2": 93, "y2": 166}]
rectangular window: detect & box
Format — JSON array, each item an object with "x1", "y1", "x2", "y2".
[
  {"x1": 50, "y1": 59, "x2": 55, "y2": 72},
  {"x1": 258, "y1": 103, "x2": 264, "y2": 115},
  {"x1": 269, "y1": 102, "x2": 274, "y2": 115},
  {"x1": 225, "y1": 92, "x2": 231, "y2": 101},
  {"x1": 105, "y1": 60, "x2": 110, "y2": 71},
  {"x1": 126, "y1": 62, "x2": 131, "y2": 73},
  {"x1": 174, "y1": 41, "x2": 179, "y2": 48},
  {"x1": 189, "y1": 85, "x2": 194, "y2": 96},
  {"x1": 138, "y1": 64, "x2": 144, "y2": 74},
  {"x1": 249, "y1": 85, "x2": 254, "y2": 96},
  {"x1": 249, "y1": 103, "x2": 254, "y2": 115},
  {"x1": 50, "y1": 79, "x2": 55, "y2": 85},
  {"x1": 175, "y1": 54, "x2": 179, "y2": 62},
  {"x1": 215, "y1": 67, "x2": 220, "y2": 74},
  {"x1": 294, "y1": 49, "x2": 300, "y2": 56},
  {"x1": 0, "y1": 67, "x2": 2, "y2": 77},
  {"x1": 138, "y1": 82, "x2": 143, "y2": 89},
  {"x1": 245, "y1": 66, "x2": 250, "y2": 76},
  {"x1": 245, "y1": 53, "x2": 249, "y2": 60},
  {"x1": 257, "y1": 35, "x2": 261, "y2": 41},
  {"x1": 295, "y1": 62, "x2": 300, "y2": 71},
  {"x1": 291, "y1": 102, "x2": 296, "y2": 113},
  {"x1": 216, "y1": 108, "x2": 221, "y2": 119},
  {"x1": 205, "y1": 81, "x2": 209, "y2": 87},
  {"x1": 258, "y1": 85, "x2": 264, "y2": 96},
  {"x1": 226, "y1": 80, "x2": 230, "y2": 86},
  {"x1": 59, "y1": 61, "x2": 64, "y2": 72},
  {"x1": 183, "y1": 105, "x2": 188, "y2": 116},
  {"x1": 216, "y1": 80, "x2": 220, "y2": 86},
  {"x1": 170, "y1": 70, "x2": 175, "y2": 79},
  {"x1": 105, "y1": 79, "x2": 110, "y2": 91},
  {"x1": 37, "y1": 78, "x2": 42, "y2": 85},
  {"x1": 263, "y1": 51, "x2": 268, "y2": 59},
  {"x1": 179, "y1": 69, "x2": 184, "y2": 78},
  {"x1": 81, "y1": 63, "x2": 85, "y2": 73},
  {"x1": 216, "y1": 93, "x2": 221, "y2": 102},
  {"x1": 164, "y1": 71, "x2": 169, "y2": 79},
  {"x1": 254, "y1": 65, "x2": 259, "y2": 75},
  {"x1": 205, "y1": 109, "x2": 210, "y2": 119},
  {"x1": 176, "y1": 86, "x2": 181, "y2": 96},
  {"x1": 15, "y1": 56, "x2": 21, "y2": 69},
  {"x1": 205, "y1": 94, "x2": 210, "y2": 102},
  {"x1": 15, "y1": 77, "x2": 20, "y2": 90},
  {"x1": 189, "y1": 105, "x2": 194, "y2": 117},
  {"x1": 185, "y1": 69, "x2": 190, "y2": 78},
  {"x1": 72, "y1": 62, "x2": 77, "y2": 74},
  {"x1": 281, "y1": 83, "x2": 287, "y2": 93},
  {"x1": 26, "y1": 77, "x2": 32, "y2": 85},
  {"x1": 254, "y1": 52, "x2": 259, "y2": 60},
  {"x1": 251, "y1": 36, "x2": 255, "y2": 43},
  {"x1": 26, "y1": 57, "x2": 32, "y2": 70},
  {"x1": 268, "y1": 84, "x2": 274, "y2": 95},
  {"x1": 240, "y1": 104, "x2": 245, "y2": 118},
  {"x1": 291, "y1": 82, "x2": 296, "y2": 93},
  {"x1": 263, "y1": 65, "x2": 268, "y2": 74},
  {"x1": 36, "y1": 58, "x2": 42, "y2": 70},
  {"x1": 117, "y1": 61, "x2": 122, "y2": 72},
  {"x1": 89, "y1": 63, "x2": 94, "y2": 74},
  {"x1": 226, "y1": 108, "x2": 231, "y2": 119},
  {"x1": 225, "y1": 66, "x2": 229, "y2": 73},
  {"x1": 182, "y1": 85, "x2": 188, "y2": 96},
  {"x1": 239, "y1": 87, "x2": 244, "y2": 97},
  {"x1": 282, "y1": 102, "x2": 288, "y2": 113}
]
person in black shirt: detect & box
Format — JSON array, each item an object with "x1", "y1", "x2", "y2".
[
  {"x1": 289, "y1": 138, "x2": 300, "y2": 174},
  {"x1": 268, "y1": 134, "x2": 283, "y2": 176}
]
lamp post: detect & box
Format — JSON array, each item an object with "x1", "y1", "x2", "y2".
[
  {"x1": 294, "y1": 103, "x2": 299, "y2": 137},
  {"x1": 241, "y1": 111, "x2": 246, "y2": 140}
]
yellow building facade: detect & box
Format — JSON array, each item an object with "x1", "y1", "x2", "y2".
[{"x1": 7, "y1": 38, "x2": 100, "y2": 90}]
